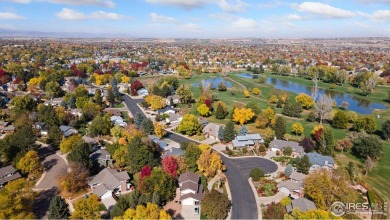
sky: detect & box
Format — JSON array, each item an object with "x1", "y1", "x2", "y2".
[{"x1": 0, "y1": 0, "x2": 389, "y2": 38}]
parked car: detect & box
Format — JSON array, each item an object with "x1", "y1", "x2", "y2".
[{"x1": 194, "y1": 207, "x2": 199, "y2": 215}]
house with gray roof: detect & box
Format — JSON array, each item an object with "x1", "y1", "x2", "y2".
[
  {"x1": 88, "y1": 168, "x2": 131, "y2": 209},
  {"x1": 202, "y1": 123, "x2": 221, "y2": 140},
  {"x1": 286, "y1": 198, "x2": 317, "y2": 213},
  {"x1": 0, "y1": 165, "x2": 21, "y2": 187},
  {"x1": 270, "y1": 139, "x2": 304, "y2": 157},
  {"x1": 44, "y1": 98, "x2": 64, "y2": 106},
  {"x1": 277, "y1": 171, "x2": 307, "y2": 199},
  {"x1": 166, "y1": 95, "x2": 180, "y2": 106},
  {"x1": 306, "y1": 152, "x2": 335, "y2": 172},
  {"x1": 165, "y1": 113, "x2": 182, "y2": 124},
  {"x1": 162, "y1": 147, "x2": 185, "y2": 158},
  {"x1": 179, "y1": 171, "x2": 204, "y2": 206},
  {"x1": 59, "y1": 125, "x2": 78, "y2": 137},
  {"x1": 232, "y1": 133, "x2": 264, "y2": 148},
  {"x1": 90, "y1": 149, "x2": 113, "y2": 168}
]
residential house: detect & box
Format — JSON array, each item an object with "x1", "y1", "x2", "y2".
[
  {"x1": 157, "y1": 106, "x2": 176, "y2": 115},
  {"x1": 103, "y1": 108, "x2": 122, "y2": 116},
  {"x1": 44, "y1": 98, "x2": 64, "y2": 106},
  {"x1": 1, "y1": 124, "x2": 15, "y2": 134},
  {"x1": 88, "y1": 168, "x2": 131, "y2": 210},
  {"x1": 162, "y1": 147, "x2": 185, "y2": 158},
  {"x1": 202, "y1": 123, "x2": 221, "y2": 140},
  {"x1": 137, "y1": 88, "x2": 149, "y2": 97},
  {"x1": 277, "y1": 171, "x2": 307, "y2": 199},
  {"x1": 110, "y1": 116, "x2": 127, "y2": 127},
  {"x1": 83, "y1": 135, "x2": 98, "y2": 146},
  {"x1": 198, "y1": 118, "x2": 208, "y2": 127},
  {"x1": 118, "y1": 83, "x2": 130, "y2": 93},
  {"x1": 306, "y1": 152, "x2": 335, "y2": 172},
  {"x1": 286, "y1": 198, "x2": 317, "y2": 213},
  {"x1": 165, "y1": 113, "x2": 182, "y2": 124},
  {"x1": 232, "y1": 134, "x2": 264, "y2": 148},
  {"x1": 0, "y1": 165, "x2": 21, "y2": 188},
  {"x1": 269, "y1": 139, "x2": 304, "y2": 157},
  {"x1": 59, "y1": 125, "x2": 78, "y2": 137},
  {"x1": 34, "y1": 122, "x2": 48, "y2": 136},
  {"x1": 68, "y1": 108, "x2": 82, "y2": 118},
  {"x1": 179, "y1": 171, "x2": 204, "y2": 206},
  {"x1": 166, "y1": 95, "x2": 180, "y2": 106},
  {"x1": 90, "y1": 149, "x2": 113, "y2": 167},
  {"x1": 148, "y1": 135, "x2": 168, "y2": 150},
  {"x1": 0, "y1": 121, "x2": 8, "y2": 130}
]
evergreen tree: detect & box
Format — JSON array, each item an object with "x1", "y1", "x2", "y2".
[
  {"x1": 224, "y1": 121, "x2": 235, "y2": 143},
  {"x1": 284, "y1": 164, "x2": 293, "y2": 177},
  {"x1": 239, "y1": 125, "x2": 248, "y2": 136},
  {"x1": 230, "y1": 106, "x2": 236, "y2": 119},
  {"x1": 276, "y1": 99, "x2": 283, "y2": 108},
  {"x1": 141, "y1": 118, "x2": 155, "y2": 135},
  {"x1": 216, "y1": 103, "x2": 225, "y2": 119},
  {"x1": 93, "y1": 89, "x2": 103, "y2": 106},
  {"x1": 69, "y1": 95, "x2": 76, "y2": 109},
  {"x1": 383, "y1": 120, "x2": 390, "y2": 140},
  {"x1": 48, "y1": 195, "x2": 70, "y2": 220},
  {"x1": 106, "y1": 88, "x2": 115, "y2": 107},
  {"x1": 218, "y1": 126, "x2": 225, "y2": 142},
  {"x1": 134, "y1": 112, "x2": 145, "y2": 128},
  {"x1": 260, "y1": 65, "x2": 265, "y2": 73},
  {"x1": 169, "y1": 97, "x2": 174, "y2": 106},
  {"x1": 296, "y1": 155, "x2": 311, "y2": 174},
  {"x1": 111, "y1": 77, "x2": 119, "y2": 97},
  {"x1": 274, "y1": 116, "x2": 286, "y2": 139},
  {"x1": 152, "y1": 191, "x2": 161, "y2": 207}
]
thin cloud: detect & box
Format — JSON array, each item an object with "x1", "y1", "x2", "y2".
[
  {"x1": 2, "y1": 0, "x2": 115, "y2": 8},
  {"x1": 218, "y1": 0, "x2": 249, "y2": 13},
  {"x1": 149, "y1": 12, "x2": 202, "y2": 32},
  {"x1": 57, "y1": 8, "x2": 128, "y2": 20},
  {"x1": 358, "y1": 10, "x2": 390, "y2": 21},
  {"x1": 292, "y1": 2, "x2": 356, "y2": 19},
  {"x1": 0, "y1": 12, "x2": 25, "y2": 19},
  {"x1": 145, "y1": 0, "x2": 249, "y2": 13}
]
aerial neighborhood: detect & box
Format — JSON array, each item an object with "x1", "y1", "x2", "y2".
[{"x1": 0, "y1": 36, "x2": 387, "y2": 220}]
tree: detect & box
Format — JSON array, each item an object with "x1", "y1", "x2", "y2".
[
  {"x1": 141, "y1": 118, "x2": 154, "y2": 134},
  {"x1": 223, "y1": 121, "x2": 235, "y2": 142},
  {"x1": 263, "y1": 202, "x2": 285, "y2": 219},
  {"x1": 218, "y1": 126, "x2": 225, "y2": 142},
  {"x1": 332, "y1": 111, "x2": 348, "y2": 129},
  {"x1": 58, "y1": 163, "x2": 89, "y2": 194},
  {"x1": 295, "y1": 93, "x2": 314, "y2": 109},
  {"x1": 93, "y1": 89, "x2": 103, "y2": 106},
  {"x1": 59, "y1": 135, "x2": 84, "y2": 153},
  {"x1": 284, "y1": 146, "x2": 292, "y2": 156},
  {"x1": 138, "y1": 169, "x2": 176, "y2": 204},
  {"x1": 177, "y1": 114, "x2": 201, "y2": 136},
  {"x1": 353, "y1": 116, "x2": 377, "y2": 133},
  {"x1": 69, "y1": 95, "x2": 76, "y2": 109},
  {"x1": 70, "y1": 194, "x2": 100, "y2": 219},
  {"x1": 48, "y1": 195, "x2": 70, "y2": 220},
  {"x1": 382, "y1": 120, "x2": 390, "y2": 140},
  {"x1": 175, "y1": 85, "x2": 193, "y2": 104},
  {"x1": 250, "y1": 168, "x2": 264, "y2": 181},
  {"x1": 255, "y1": 113, "x2": 268, "y2": 129},
  {"x1": 153, "y1": 122, "x2": 166, "y2": 138},
  {"x1": 48, "y1": 125, "x2": 63, "y2": 147},
  {"x1": 197, "y1": 149, "x2": 225, "y2": 178},
  {"x1": 365, "y1": 156, "x2": 374, "y2": 175},
  {"x1": 232, "y1": 108, "x2": 255, "y2": 125},
  {"x1": 127, "y1": 137, "x2": 159, "y2": 174},
  {"x1": 239, "y1": 125, "x2": 248, "y2": 135},
  {"x1": 246, "y1": 102, "x2": 262, "y2": 115},
  {"x1": 162, "y1": 156, "x2": 178, "y2": 177},
  {"x1": 119, "y1": 203, "x2": 171, "y2": 220},
  {"x1": 134, "y1": 112, "x2": 146, "y2": 128},
  {"x1": 16, "y1": 150, "x2": 42, "y2": 176},
  {"x1": 67, "y1": 143, "x2": 92, "y2": 169},
  {"x1": 280, "y1": 197, "x2": 292, "y2": 206},
  {"x1": 184, "y1": 144, "x2": 201, "y2": 172},
  {"x1": 10, "y1": 95, "x2": 37, "y2": 113},
  {"x1": 314, "y1": 94, "x2": 333, "y2": 124},
  {"x1": 215, "y1": 103, "x2": 226, "y2": 119},
  {"x1": 263, "y1": 107, "x2": 276, "y2": 127},
  {"x1": 244, "y1": 90, "x2": 250, "y2": 98},
  {"x1": 201, "y1": 189, "x2": 231, "y2": 219},
  {"x1": 274, "y1": 116, "x2": 286, "y2": 139},
  {"x1": 360, "y1": 72, "x2": 379, "y2": 95},
  {"x1": 284, "y1": 164, "x2": 293, "y2": 177},
  {"x1": 88, "y1": 114, "x2": 112, "y2": 137},
  {"x1": 130, "y1": 80, "x2": 143, "y2": 95},
  {"x1": 352, "y1": 135, "x2": 383, "y2": 160},
  {"x1": 252, "y1": 87, "x2": 261, "y2": 95},
  {"x1": 45, "y1": 81, "x2": 63, "y2": 98},
  {"x1": 335, "y1": 138, "x2": 352, "y2": 152},
  {"x1": 300, "y1": 137, "x2": 315, "y2": 153},
  {"x1": 197, "y1": 104, "x2": 210, "y2": 117},
  {"x1": 291, "y1": 123, "x2": 304, "y2": 135},
  {"x1": 296, "y1": 155, "x2": 311, "y2": 174},
  {"x1": 106, "y1": 87, "x2": 115, "y2": 107},
  {"x1": 145, "y1": 95, "x2": 166, "y2": 110},
  {"x1": 113, "y1": 145, "x2": 128, "y2": 168}
]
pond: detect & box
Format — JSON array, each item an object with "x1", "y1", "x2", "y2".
[
  {"x1": 192, "y1": 77, "x2": 233, "y2": 88},
  {"x1": 236, "y1": 73, "x2": 387, "y2": 114}
]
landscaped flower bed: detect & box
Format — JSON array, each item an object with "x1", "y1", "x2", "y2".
[{"x1": 255, "y1": 179, "x2": 278, "y2": 197}]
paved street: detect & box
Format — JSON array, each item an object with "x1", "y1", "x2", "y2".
[{"x1": 122, "y1": 93, "x2": 278, "y2": 219}]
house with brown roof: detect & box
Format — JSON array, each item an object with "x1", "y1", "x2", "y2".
[{"x1": 178, "y1": 171, "x2": 204, "y2": 206}]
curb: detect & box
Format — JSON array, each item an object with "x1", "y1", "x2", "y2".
[{"x1": 248, "y1": 177, "x2": 262, "y2": 220}]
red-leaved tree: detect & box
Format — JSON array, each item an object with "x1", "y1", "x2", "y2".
[
  {"x1": 162, "y1": 156, "x2": 178, "y2": 177},
  {"x1": 140, "y1": 165, "x2": 151, "y2": 180}
]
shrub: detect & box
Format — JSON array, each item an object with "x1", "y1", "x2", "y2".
[
  {"x1": 367, "y1": 191, "x2": 376, "y2": 206},
  {"x1": 284, "y1": 147, "x2": 292, "y2": 156},
  {"x1": 250, "y1": 168, "x2": 264, "y2": 181}
]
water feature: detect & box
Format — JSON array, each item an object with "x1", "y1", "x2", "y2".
[
  {"x1": 236, "y1": 73, "x2": 387, "y2": 114},
  {"x1": 191, "y1": 77, "x2": 233, "y2": 89}
]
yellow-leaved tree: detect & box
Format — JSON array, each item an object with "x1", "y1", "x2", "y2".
[
  {"x1": 263, "y1": 107, "x2": 276, "y2": 126},
  {"x1": 198, "y1": 143, "x2": 211, "y2": 152},
  {"x1": 252, "y1": 87, "x2": 261, "y2": 96},
  {"x1": 197, "y1": 104, "x2": 211, "y2": 117},
  {"x1": 71, "y1": 194, "x2": 101, "y2": 220},
  {"x1": 295, "y1": 93, "x2": 314, "y2": 109},
  {"x1": 154, "y1": 122, "x2": 166, "y2": 138},
  {"x1": 16, "y1": 150, "x2": 42, "y2": 176},
  {"x1": 121, "y1": 203, "x2": 171, "y2": 220},
  {"x1": 145, "y1": 95, "x2": 166, "y2": 110},
  {"x1": 244, "y1": 90, "x2": 250, "y2": 98},
  {"x1": 291, "y1": 123, "x2": 304, "y2": 135},
  {"x1": 197, "y1": 149, "x2": 226, "y2": 178},
  {"x1": 233, "y1": 108, "x2": 255, "y2": 125}
]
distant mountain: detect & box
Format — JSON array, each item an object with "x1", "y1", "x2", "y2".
[{"x1": 0, "y1": 29, "x2": 131, "y2": 38}]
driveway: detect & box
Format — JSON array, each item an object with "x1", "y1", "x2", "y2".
[
  {"x1": 35, "y1": 151, "x2": 68, "y2": 191},
  {"x1": 181, "y1": 205, "x2": 200, "y2": 220}
]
